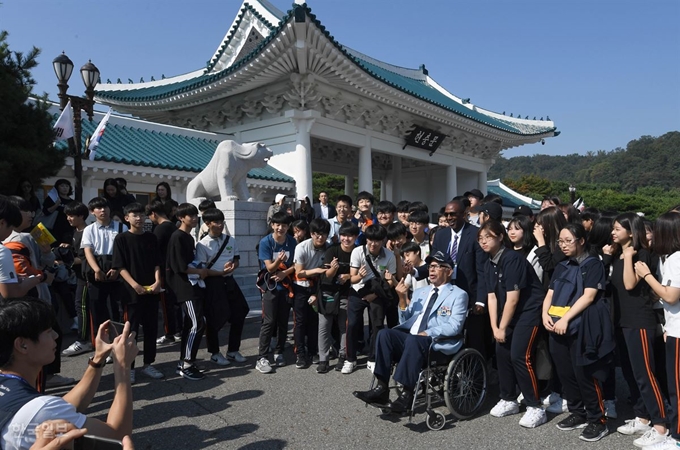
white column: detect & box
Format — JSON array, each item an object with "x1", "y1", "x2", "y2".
[
  {"x1": 391, "y1": 155, "x2": 402, "y2": 202},
  {"x1": 380, "y1": 180, "x2": 387, "y2": 201},
  {"x1": 446, "y1": 164, "x2": 458, "y2": 201},
  {"x1": 286, "y1": 110, "x2": 318, "y2": 201},
  {"x1": 358, "y1": 138, "x2": 372, "y2": 194},
  {"x1": 478, "y1": 170, "x2": 488, "y2": 195},
  {"x1": 345, "y1": 175, "x2": 354, "y2": 198}
]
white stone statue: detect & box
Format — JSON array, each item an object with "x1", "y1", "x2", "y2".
[{"x1": 186, "y1": 140, "x2": 273, "y2": 202}]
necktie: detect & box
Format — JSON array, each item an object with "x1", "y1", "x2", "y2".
[
  {"x1": 418, "y1": 287, "x2": 439, "y2": 333},
  {"x1": 450, "y1": 234, "x2": 458, "y2": 263}
]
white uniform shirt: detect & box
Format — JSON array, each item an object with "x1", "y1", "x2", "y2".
[
  {"x1": 81, "y1": 220, "x2": 127, "y2": 255},
  {"x1": 350, "y1": 246, "x2": 396, "y2": 292},
  {"x1": 659, "y1": 252, "x2": 680, "y2": 338},
  {"x1": 0, "y1": 245, "x2": 19, "y2": 291},
  {"x1": 196, "y1": 234, "x2": 239, "y2": 277}
]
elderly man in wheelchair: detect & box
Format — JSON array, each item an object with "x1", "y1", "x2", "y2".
[{"x1": 353, "y1": 251, "x2": 487, "y2": 429}]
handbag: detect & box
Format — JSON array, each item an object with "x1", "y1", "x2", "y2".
[{"x1": 363, "y1": 245, "x2": 396, "y2": 303}]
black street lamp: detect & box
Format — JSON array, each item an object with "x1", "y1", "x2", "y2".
[
  {"x1": 569, "y1": 184, "x2": 576, "y2": 204},
  {"x1": 53, "y1": 52, "x2": 99, "y2": 202}
]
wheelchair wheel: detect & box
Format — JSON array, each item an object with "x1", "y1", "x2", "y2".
[
  {"x1": 426, "y1": 410, "x2": 446, "y2": 431},
  {"x1": 444, "y1": 348, "x2": 487, "y2": 420}
]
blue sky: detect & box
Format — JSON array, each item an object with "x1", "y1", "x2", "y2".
[{"x1": 2, "y1": 0, "x2": 678, "y2": 157}]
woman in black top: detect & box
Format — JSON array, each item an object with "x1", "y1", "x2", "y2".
[
  {"x1": 608, "y1": 212, "x2": 668, "y2": 445},
  {"x1": 102, "y1": 178, "x2": 125, "y2": 218},
  {"x1": 42, "y1": 178, "x2": 74, "y2": 244},
  {"x1": 479, "y1": 220, "x2": 547, "y2": 428},
  {"x1": 533, "y1": 206, "x2": 567, "y2": 288},
  {"x1": 15, "y1": 178, "x2": 41, "y2": 223}
]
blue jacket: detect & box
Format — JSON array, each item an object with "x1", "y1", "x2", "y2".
[{"x1": 396, "y1": 283, "x2": 469, "y2": 355}]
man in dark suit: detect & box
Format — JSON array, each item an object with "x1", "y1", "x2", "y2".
[
  {"x1": 353, "y1": 251, "x2": 468, "y2": 413},
  {"x1": 415, "y1": 200, "x2": 490, "y2": 360},
  {"x1": 313, "y1": 191, "x2": 336, "y2": 220}
]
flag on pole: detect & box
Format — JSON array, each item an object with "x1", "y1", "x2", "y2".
[
  {"x1": 53, "y1": 100, "x2": 75, "y2": 142},
  {"x1": 88, "y1": 108, "x2": 112, "y2": 161}
]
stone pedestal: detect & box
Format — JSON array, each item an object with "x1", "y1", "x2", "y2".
[{"x1": 215, "y1": 200, "x2": 269, "y2": 314}]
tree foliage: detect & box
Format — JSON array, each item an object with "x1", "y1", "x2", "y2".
[
  {"x1": 312, "y1": 173, "x2": 380, "y2": 204},
  {"x1": 491, "y1": 132, "x2": 680, "y2": 218},
  {"x1": 0, "y1": 30, "x2": 65, "y2": 194}
]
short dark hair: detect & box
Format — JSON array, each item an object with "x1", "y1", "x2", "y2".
[
  {"x1": 198, "y1": 199, "x2": 216, "y2": 212},
  {"x1": 338, "y1": 222, "x2": 360, "y2": 237},
  {"x1": 123, "y1": 202, "x2": 145, "y2": 215},
  {"x1": 309, "y1": 218, "x2": 331, "y2": 235},
  {"x1": 408, "y1": 210, "x2": 429, "y2": 225},
  {"x1": 87, "y1": 197, "x2": 110, "y2": 211},
  {"x1": 478, "y1": 219, "x2": 512, "y2": 249},
  {"x1": 0, "y1": 195, "x2": 22, "y2": 228},
  {"x1": 482, "y1": 194, "x2": 503, "y2": 205},
  {"x1": 291, "y1": 219, "x2": 308, "y2": 233},
  {"x1": 336, "y1": 195, "x2": 352, "y2": 207},
  {"x1": 271, "y1": 211, "x2": 293, "y2": 225},
  {"x1": 356, "y1": 191, "x2": 374, "y2": 205},
  {"x1": 145, "y1": 200, "x2": 170, "y2": 218},
  {"x1": 7, "y1": 195, "x2": 31, "y2": 212},
  {"x1": 115, "y1": 177, "x2": 127, "y2": 188},
  {"x1": 54, "y1": 179, "x2": 73, "y2": 196},
  {"x1": 396, "y1": 200, "x2": 411, "y2": 213},
  {"x1": 376, "y1": 201, "x2": 396, "y2": 214},
  {"x1": 202, "y1": 208, "x2": 224, "y2": 223},
  {"x1": 401, "y1": 241, "x2": 421, "y2": 256},
  {"x1": 386, "y1": 222, "x2": 407, "y2": 241},
  {"x1": 64, "y1": 201, "x2": 89, "y2": 220},
  {"x1": 407, "y1": 201, "x2": 428, "y2": 214},
  {"x1": 364, "y1": 224, "x2": 386, "y2": 241},
  {"x1": 581, "y1": 207, "x2": 601, "y2": 223},
  {"x1": 175, "y1": 203, "x2": 199, "y2": 218},
  {"x1": 0, "y1": 297, "x2": 55, "y2": 368}
]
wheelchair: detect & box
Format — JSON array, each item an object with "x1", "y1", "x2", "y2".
[{"x1": 369, "y1": 337, "x2": 488, "y2": 431}]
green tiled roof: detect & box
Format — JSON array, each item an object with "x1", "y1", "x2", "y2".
[
  {"x1": 95, "y1": 3, "x2": 557, "y2": 137},
  {"x1": 487, "y1": 184, "x2": 538, "y2": 209},
  {"x1": 66, "y1": 115, "x2": 294, "y2": 183}
]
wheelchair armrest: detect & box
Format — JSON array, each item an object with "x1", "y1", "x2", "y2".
[{"x1": 432, "y1": 334, "x2": 462, "y2": 343}]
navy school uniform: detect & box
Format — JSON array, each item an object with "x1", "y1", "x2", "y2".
[{"x1": 485, "y1": 248, "x2": 545, "y2": 407}]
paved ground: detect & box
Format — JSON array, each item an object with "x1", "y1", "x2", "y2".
[{"x1": 52, "y1": 317, "x2": 644, "y2": 450}]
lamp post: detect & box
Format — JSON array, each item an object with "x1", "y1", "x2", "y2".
[
  {"x1": 53, "y1": 52, "x2": 99, "y2": 202},
  {"x1": 569, "y1": 184, "x2": 576, "y2": 204}
]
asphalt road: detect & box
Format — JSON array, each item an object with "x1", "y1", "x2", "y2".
[{"x1": 52, "y1": 317, "x2": 643, "y2": 450}]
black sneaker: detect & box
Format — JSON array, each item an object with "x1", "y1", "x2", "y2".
[
  {"x1": 556, "y1": 413, "x2": 588, "y2": 431},
  {"x1": 311, "y1": 354, "x2": 320, "y2": 365},
  {"x1": 579, "y1": 421, "x2": 609, "y2": 442},
  {"x1": 335, "y1": 356, "x2": 345, "y2": 372},
  {"x1": 295, "y1": 355, "x2": 307, "y2": 369},
  {"x1": 178, "y1": 364, "x2": 205, "y2": 381},
  {"x1": 317, "y1": 361, "x2": 329, "y2": 374}
]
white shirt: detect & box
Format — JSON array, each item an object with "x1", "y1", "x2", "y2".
[
  {"x1": 1, "y1": 396, "x2": 87, "y2": 450},
  {"x1": 320, "y1": 204, "x2": 329, "y2": 219},
  {"x1": 81, "y1": 220, "x2": 127, "y2": 255},
  {"x1": 293, "y1": 238, "x2": 327, "y2": 287},
  {"x1": 410, "y1": 286, "x2": 439, "y2": 335},
  {"x1": 0, "y1": 245, "x2": 18, "y2": 287},
  {"x1": 659, "y1": 252, "x2": 680, "y2": 338},
  {"x1": 196, "y1": 234, "x2": 239, "y2": 277},
  {"x1": 326, "y1": 217, "x2": 346, "y2": 244},
  {"x1": 350, "y1": 246, "x2": 396, "y2": 292}
]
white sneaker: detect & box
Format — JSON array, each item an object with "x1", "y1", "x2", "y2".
[
  {"x1": 341, "y1": 360, "x2": 356, "y2": 374},
  {"x1": 256, "y1": 357, "x2": 273, "y2": 374},
  {"x1": 543, "y1": 392, "x2": 562, "y2": 406},
  {"x1": 274, "y1": 354, "x2": 285, "y2": 367},
  {"x1": 105, "y1": 355, "x2": 114, "y2": 365},
  {"x1": 634, "y1": 429, "x2": 670, "y2": 448},
  {"x1": 366, "y1": 361, "x2": 375, "y2": 373},
  {"x1": 517, "y1": 393, "x2": 525, "y2": 405},
  {"x1": 61, "y1": 341, "x2": 93, "y2": 357},
  {"x1": 490, "y1": 399, "x2": 520, "y2": 418},
  {"x1": 227, "y1": 352, "x2": 247, "y2": 363},
  {"x1": 604, "y1": 399, "x2": 617, "y2": 419},
  {"x1": 210, "y1": 353, "x2": 231, "y2": 366},
  {"x1": 641, "y1": 436, "x2": 680, "y2": 450},
  {"x1": 618, "y1": 418, "x2": 653, "y2": 436},
  {"x1": 519, "y1": 406, "x2": 547, "y2": 428},
  {"x1": 546, "y1": 399, "x2": 568, "y2": 414},
  {"x1": 156, "y1": 335, "x2": 176, "y2": 345},
  {"x1": 130, "y1": 369, "x2": 136, "y2": 385},
  {"x1": 141, "y1": 365, "x2": 164, "y2": 379}
]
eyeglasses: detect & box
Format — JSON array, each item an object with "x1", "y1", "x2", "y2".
[
  {"x1": 477, "y1": 234, "x2": 498, "y2": 243},
  {"x1": 428, "y1": 264, "x2": 450, "y2": 271},
  {"x1": 557, "y1": 239, "x2": 576, "y2": 246}
]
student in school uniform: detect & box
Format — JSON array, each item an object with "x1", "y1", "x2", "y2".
[
  {"x1": 478, "y1": 220, "x2": 547, "y2": 428},
  {"x1": 112, "y1": 203, "x2": 164, "y2": 383},
  {"x1": 635, "y1": 212, "x2": 680, "y2": 450},
  {"x1": 608, "y1": 213, "x2": 669, "y2": 447}
]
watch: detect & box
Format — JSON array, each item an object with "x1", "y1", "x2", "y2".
[{"x1": 88, "y1": 356, "x2": 105, "y2": 368}]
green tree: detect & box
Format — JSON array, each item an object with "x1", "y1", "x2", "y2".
[{"x1": 0, "y1": 30, "x2": 65, "y2": 194}]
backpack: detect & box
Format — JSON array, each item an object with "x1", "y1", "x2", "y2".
[
  {"x1": 548, "y1": 256, "x2": 597, "y2": 335},
  {"x1": 3, "y1": 241, "x2": 42, "y2": 279}
]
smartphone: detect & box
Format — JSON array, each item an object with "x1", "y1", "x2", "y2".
[
  {"x1": 74, "y1": 435, "x2": 123, "y2": 450},
  {"x1": 108, "y1": 321, "x2": 125, "y2": 336}
]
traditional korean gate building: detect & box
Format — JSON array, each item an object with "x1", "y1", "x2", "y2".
[{"x1": 94, "y1": 0, "x2": 558, "y2": 210}]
